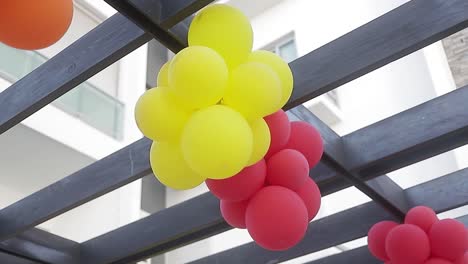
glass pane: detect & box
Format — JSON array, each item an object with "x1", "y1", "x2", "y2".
[
  {"x1": 52, "y1": 87, "x2": 83, "y2": 115},
  {"x1": 0, "y1": 43, "x2": 124, "y2": 140},
  {"x1": 79, "y1": 83, "x2": 124, "y2": 139},
  {"x1": 278, "y1": 40, "x2": 298, "y2": 62},
  {"x1": 0, "y1": 43, "x2": 30, "y2": 81},
  {"x1": 29, "y1": 52, "x2": 46, "y2": 70}
]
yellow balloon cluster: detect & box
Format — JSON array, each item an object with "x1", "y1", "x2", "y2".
[{"x1": 135, "y1": 4, "x2": 293, "y2": 190}]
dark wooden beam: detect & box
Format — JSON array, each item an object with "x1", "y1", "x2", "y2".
[
  {"x1": 342, "y1": 85, "x2": 468, "y2": 178},
  {"x1": 2, "y1": 83, "x2": 467, "y2": 242},
  {"x1": 1, "y1": 0, "x2": 467, "y2": 257},
  {"x1": 80, "y1": 193, "x2": 230, "y2": 264},
  {"x1": 0, "y1": 139, "x2": 151, "y2": 240},
  {"x1": 305, "y1": 215, "x2": 468, "y2": 264},
  {"x1": 0, "y1": 251, "x2": 41, "y2": 264},
  {"x1": 285, "y1": 0, "x2": 468, "y2": 109},
  {"x1": 290, "y1": 106, "x2": 409, "y2": 220},
  {"x1": 0, "y1": 0, "x2": 211, "y2": 135},
  {"x1": 188, "y1": 168, "x2": 468, "y2": 264},
  {"x1": 104, "y1": 0, "x2": 194, "y2": 53},
  {"x1": 0, "y1": 228, "x2": 80, "y2": 264}
]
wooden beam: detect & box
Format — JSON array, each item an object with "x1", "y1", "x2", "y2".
[
  {"x1": 0, "y1": 228, "x2": 80, "y2": 264},
  {"x1": 0, "y1": 0, "x2": 211, "y2": 135},
  {"x1": 305, "y1": 215, "x2": 468, "y2": 264},
  {"x1": 1, "y1": 0, "x2": 467, "y2": 257},
  {"x1": 188, "y1": 168, "x2": 468, "y2": 264},
  {"x1": 290, "y1": 106, "x2": 409, "y2": 220},
  {"x1": 0, "y1": 252, "x2": 40, "y2": 264},
  {"x1": 285, "y1": 0, "x2": 468, "y2": 109}
]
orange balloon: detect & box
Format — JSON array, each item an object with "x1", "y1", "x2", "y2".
[{"x1": 0, "y1": 0, "x2": 74, "y2": 50}]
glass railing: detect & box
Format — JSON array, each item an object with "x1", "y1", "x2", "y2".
[{"x1": 0, "y1": 43, "x2": 124, "y2": 140}]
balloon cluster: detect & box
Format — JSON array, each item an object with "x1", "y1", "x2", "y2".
[
  {"x1": 135, "y1": 5, "x2": 294, "y2": 189},
  {"x1": 368, "y1": 206, "x2": 468, "y2": 264},
  {"x1": 206, "y1": 110, "x2": 324, "y2": 251},
  {"x1": 0, "y1": 0, "x2": 74, "y2": 50}
]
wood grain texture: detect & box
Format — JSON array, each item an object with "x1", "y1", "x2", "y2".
[
  {"x1": 0, "y1": 228, "x2": 80, "y2": 264},
  {"x1": 343, "y1": 85, "x2": 468, "y2": 177},
  {"x1": 80, "y1": 193, "x2": 230, "y2": 264},
  {"x1": 0, "y1": 138, "x2": 151, "y2": 241},
  {"x1": 104, "y1": 0, "x2": 188, "y2": 53},
  {"x1": 305, "y1": 214, "x2": 468, "y2": 264},
  {"x1": 0, "y1": 252, "x2": 40, "y2": 264},
  {"x1": 189, "y1": 168, "x2": 468, "y2": 264},
  {"x1": 0, "y1": 0, "x2": 211, "y2": 242},
  {"x1": 1, "y1": 0, "x2": 468, "y2": 262},
  {"x1": 290, "y1": 106, "x2": 409, "y2": 219},
  {"x1": 0, "y1": 0, "x2": 211, "y2": 135},
  {"x1": 0, "y1": 14, "x2": 150, "y2": 135},
  {"x1": 285, "y1": 0, "x2": 468, "y2": 109},
  {"x1": 4, "y1": 63, "x2": 468, "y2": 257}
]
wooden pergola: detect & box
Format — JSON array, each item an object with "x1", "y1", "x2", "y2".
[{"x1": 0, "y1": 0, "x2": 467, "y2": 263}]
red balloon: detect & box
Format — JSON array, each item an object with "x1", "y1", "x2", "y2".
[
  {"x1": 246, "y1": 186, "x2": 308, "y2": 251},
  {"x1": 386, "y1": 224, "x2": 430, "y2": 264},
  {"x1": 466, "y1": 228, "x2": 468, "y2": 248},
  {"x1": 405, "y1": 206, "x2": 438, "y2": 233},
  {"x1": 367, "y1": 221, "x2": 399, "y2": 261},
  {"x1": 266, "y1": 149, "x2": 309, "y2": 191},
  {"x1": 466, "y1": 228, "x2": 468, "y2": 249},
  {"x1": 284, "y1": 121, "x2": 323, "y2": 169},
  {"x1": 206, "y1": 160, "x2": 266, "y2": 202},
  {"x1": 264, "y1": 110, "x2": 291, "y2": 159},
  {"x1": 429, "y1": 219, "x2": 467, "y2": 261},
  {"x1": 295, "y1": 177, "x2": 321, "y2": 221},
  {"x1": 455, "y1": 252, "x2": 468, "y2": 264},
  {"x1": 425, "y1": 258, "x2": 453, "y2": 264},
  {"x1": 220, "y1": 200, "x2": 248, "y2": 229}
]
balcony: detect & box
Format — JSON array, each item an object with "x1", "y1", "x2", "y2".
[{"x1": 0, "y1": 44, "x2": 124, "y2": 140}]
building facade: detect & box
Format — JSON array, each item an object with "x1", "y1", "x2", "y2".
[{"x1": 0, "y1": 0, "x2": 466, "y2": 263}]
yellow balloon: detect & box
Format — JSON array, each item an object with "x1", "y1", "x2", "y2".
[
  {"x1": 181, "y1": 105, "x2": 253, "y2": 179},
  {"x1": 188, "y1": 4, "x2": 253, "y2": 69},
  {"x1": 150, "y1": 141, "x2": 205, "y2": 190},
  {"x1": 169, "y1": 46, "x2": 228, "y2": 109},
  {"x1": 223, "y1": 62, "x2": 282, "y2": 119},
  {"x1": 134, "y1": 87, "x2": 189, "y2": 142},
  {"x1": 157, "y1": 61, "x2": 170, "y2": 87},
  {"x1": 247, "y1": 118, "x2": 271, "y2": 166},
  {"x1": 248, "y1": 50, "x2": 294, "y2": 107}
]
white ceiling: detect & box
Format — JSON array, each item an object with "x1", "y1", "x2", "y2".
[{"x1": 0, "y1": 124, "x2": 94, "y2": 207}]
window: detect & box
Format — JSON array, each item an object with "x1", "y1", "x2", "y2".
[
  {"x1": 264, "y1": 34, "x2": 298, "y2": 63},
  {"x1": 0, "y1": 43, "x2": 124, "y2": 140},
  {"x1": 263, "y1": 34, "x2": 340, "y2": 107}
]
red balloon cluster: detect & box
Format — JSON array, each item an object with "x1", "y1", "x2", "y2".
[
  {"x1": 368, "y1": 206, "x2": 468, "y2": 264},
  {"x1": 206, "y1": 109, "x2": 324, "y2": 251}
]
